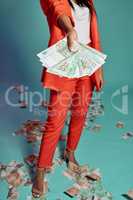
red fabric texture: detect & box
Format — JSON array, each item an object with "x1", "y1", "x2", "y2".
[
  {"x1": 37, "y1": 76, "x2": 94, "y2": 168},
  {"x1": 37, "y1": 0, "x2": 103, "y2": 168},
  {"x1": 40, "y1": 0, "x2": 103, "y2": 92}
]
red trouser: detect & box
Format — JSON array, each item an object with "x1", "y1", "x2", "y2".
[{"x1": 37, "y1": 76, "x2": 94, "y2": 168}]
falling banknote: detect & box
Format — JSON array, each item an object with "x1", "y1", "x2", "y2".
[{"x1": 37, "y1": 37, "x2": 107, "y2": 78}]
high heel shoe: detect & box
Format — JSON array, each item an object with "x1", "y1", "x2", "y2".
[
  {"x1": 32, "y1": 168, "x2": 48, "y2": 198},
  {"x1": 32, "y1": 181, "x2": 48, "y2": 198},
  {"x1": 63, "y1": 149, "x2": 81, "y2": 173}
]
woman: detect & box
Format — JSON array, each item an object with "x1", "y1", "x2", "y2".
[{"x1": 32, "y1": 0, "x2": 104, "y2": 197}]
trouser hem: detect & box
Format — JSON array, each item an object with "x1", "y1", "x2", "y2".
[{"x1": 36, "y1": 162, "x2": 53, "y2": 170}]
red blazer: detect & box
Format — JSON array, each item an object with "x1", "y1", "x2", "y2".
[{"x1": 40, "y1": 0, "x2": 103, "y2": 91}]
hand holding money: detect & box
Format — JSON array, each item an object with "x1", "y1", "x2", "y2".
[
  {"x1": 57, "y1": 14, "x2": 79, "y2": 52},
  {"x1": 37, "y1": 37, "x2": 107, "y2": 78}
]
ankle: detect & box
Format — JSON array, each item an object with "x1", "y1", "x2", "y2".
[
  {"x1": 66, "y1": 148, "x2": 75, "y2": 153},
  {"x1": 65, "y1": 151, "x2": 76, "y2": 161},
  {"x1": 66, "y1": 150, "x2": 75, "y2": 157},
  {"x1": 36, "y1": 168, "x2": 46, "y2": 178}
]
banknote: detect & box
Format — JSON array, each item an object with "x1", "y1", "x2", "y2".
[
  {"x1": 122, "y1": 132, "x2": 133, "y2": 140},
  {"x1": 64, "y1": 186, "x2": 80, "y2": 197},
  {"x1": 123, "y1": 189, "x2": 133, "y2": 200},
  {"x1": 127, "y1": 189, "x2": 133, "y2": 199},
  {"x1": 37, "y1": 37, "x2": 107, "y2": 78},
  {"x1": 116, "y1": 121, "x2": 124, "y2": 128}
]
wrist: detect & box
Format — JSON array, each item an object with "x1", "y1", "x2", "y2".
[{"x1": 66, "y1": 27, "x2": 74, "y2": 34}]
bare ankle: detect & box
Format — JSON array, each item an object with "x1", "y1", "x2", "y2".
[
  {"x1": 66, "y1": 148, "x2": 75, "y2": 153},
  {"x1": 35, "y1": 168, "x2": 46, "y2": 178}
]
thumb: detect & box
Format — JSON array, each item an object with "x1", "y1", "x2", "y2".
[
  {"x1": 95, "y1": 81, "x2": 102, "y2": 92},
  {"x1": 67, "y1": 39, "x2": 74, "y2": 51}
]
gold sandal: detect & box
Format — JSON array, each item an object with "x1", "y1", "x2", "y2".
[
  {"x1": 32, "y1": 181, "x2": 48, "y2": 198},
  {"x1": 63, "y1": 149, "x2": 81, "y2": 173},
  {"x1": 32, "y1": 168, "x2": 48, "y2": 198}
]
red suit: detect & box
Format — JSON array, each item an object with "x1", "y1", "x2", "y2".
[{"x1": 37, "y1": 0, "x2": 102, "y2": 168}]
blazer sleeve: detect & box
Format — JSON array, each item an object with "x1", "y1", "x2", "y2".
[
  {"x1": 40, "y1": 0, "x2": 75, "y2": 27},
  {"x1": 91, "y1": 13, "x2": 102, "y2": 52},
  {"x1": 89, "y1": 0, "x2": 104, "y2": 90},
  {"x1": 90, "y1": 0, "x2": 102, "y2": 52}
]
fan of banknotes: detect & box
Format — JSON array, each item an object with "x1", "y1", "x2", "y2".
[{"x1": 37, "y1": 37, "x2": 107, "y2": 78}]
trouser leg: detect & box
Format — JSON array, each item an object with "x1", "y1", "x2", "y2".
[
  {"x1": 66, "y1": 78, "x2": 94, "y2": 151},
  {"x1": 37, "y1": 89, "x2": 73, "y2": 168}
]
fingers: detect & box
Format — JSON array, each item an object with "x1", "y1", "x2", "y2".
[
  {"x1": 95, "y1": 79, "x2": 104, "y2": 92},
  {"x1": 67, "y1": 38, "x2": 74, "y2": 51},
  {"x1": 67, "y1": 29, "x2": 78, "y2": 51}
]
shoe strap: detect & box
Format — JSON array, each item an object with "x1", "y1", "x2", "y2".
[{"x1": 65, "y1": 148, "x2": 75, "y2": 153}]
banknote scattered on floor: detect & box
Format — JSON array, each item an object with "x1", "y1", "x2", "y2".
[
  {"x1": 123, "y1": 189, "x2": 133, "y2": 200},
  {"x1": 122, "y1": 132, "x2": 133, "y2": 140},
  {"x1": 37, "y1": 37, "x2": 107, "y2": 78},
  {"x1": 116, "y1": 121, "x2": 125, "y2": 128}
]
